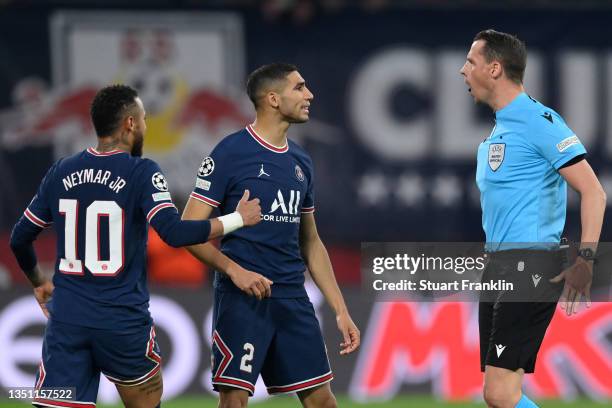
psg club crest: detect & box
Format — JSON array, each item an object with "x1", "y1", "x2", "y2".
[
  {"x1": 152, "y1": 172, "x2": 169, "y2": 191},
  {"x1": 488, "y1": 143, "x2": 505, "y2": 171},
  {"x1": 198, "y1": 157, "x2": 215, "y2": 177},
  {"x1": 295, "y1": 164, "x2": 305, "y2": 182}
]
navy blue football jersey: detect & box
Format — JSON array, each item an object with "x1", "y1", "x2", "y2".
[
  {"x1": 191, "y1": 126, "x2": 315, "y2": 297},
  {"x1": 24, "y1": 148, "x2": 180, "y2": 329}
]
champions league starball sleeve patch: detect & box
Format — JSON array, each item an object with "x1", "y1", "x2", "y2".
[
  {"x1": 198, "y1": 157, "x2": 215, "y2": 177},
  {"x1": 151, "y1": 172, "x2": 169, "y2": 192},
  {"x1": 190, "y1": 149, "x2": 229, "y2": 207}
]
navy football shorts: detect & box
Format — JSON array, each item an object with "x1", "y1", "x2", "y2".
[
  {"x1": 211, "y1": 290, "x2": 333, "y2": 396},
  {"x1": 33, "y1": 319, "x2": 161, "y2": 407}
]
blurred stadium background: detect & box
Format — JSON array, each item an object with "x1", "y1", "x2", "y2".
[{"x1": 0, "y1": 0, "x2": 611, "y2": 406}]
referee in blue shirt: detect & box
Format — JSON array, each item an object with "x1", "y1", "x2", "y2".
[{"x1": 461, "y1": 30, "x2": 606, "y2": 408}]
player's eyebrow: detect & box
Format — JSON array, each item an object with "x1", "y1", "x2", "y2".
[{"x1": 295, "y1": 81, "x2": 305, "y2": 89}]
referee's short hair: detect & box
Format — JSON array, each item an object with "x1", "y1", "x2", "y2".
[{"x1": 474, "y1": 29, "x2": 527, "y2": 85}]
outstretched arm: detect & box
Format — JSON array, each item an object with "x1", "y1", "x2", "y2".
[
  {"x1": 181, "y1": 195, "x2": 273, "y2": 300},
  {"x1": 150, "y1": 190, "x2": 261, "y2": 247}
]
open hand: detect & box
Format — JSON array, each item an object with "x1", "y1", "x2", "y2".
[{"x1": 550, "y1": 257, "x2": 593, "y2": 315}]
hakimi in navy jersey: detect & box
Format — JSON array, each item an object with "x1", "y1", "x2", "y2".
[
  {"x1": 191, "y1": 125, "x2": 315, "y2": 298},
  {"x1": 13, "y1": 148, "x2": 208, "y2": 329}
]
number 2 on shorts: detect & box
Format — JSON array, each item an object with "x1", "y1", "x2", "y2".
[{"x1": 240, "y1": 343, "x2": 254, "y2": 373}]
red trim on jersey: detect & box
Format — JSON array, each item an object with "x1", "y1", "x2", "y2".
[
  {"x1": 35, "y1": 360, "x2": 46, "y2": 389},
  {"x1": 301, "y1": 206, "x2": 315, "y2": 214},
  {"x1": 86, "y1": 147, "x2": 126, "y2": 156},
  {"x1": 267, "y1": 371, "x2": 333, "y2": 394},
  {"x1": 24, "y1": 208, "x2": 51, "y2": 228},
  {"x1": 190, "y1": 192, "x2": 220, "y2": 208},
  {"x1": 32, "y1": 399, "x2": 96, "y2": 408},
  {"x1": 246, "y1": 125, "x2": 289, "y2": 153},
  {"x1": 146, "y1": 203, "x2": 176, "y2": 223}
]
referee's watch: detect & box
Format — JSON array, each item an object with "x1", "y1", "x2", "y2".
[{"x1": 577, "y1": 248, "x2": 596, "y2": 262}]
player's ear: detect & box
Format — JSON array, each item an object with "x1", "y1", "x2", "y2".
[
  {"x1": 266, "y1": 91, "x2": 280, "y2": 109},
  {"x1": 490, "y1": 61, "x2": 503, "y2": 80},
  {"x1": 125, "y1": 115, "x2": 135, "y2": 131}
]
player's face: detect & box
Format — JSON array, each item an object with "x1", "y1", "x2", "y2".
[
  {"x1": 460, "y1": 40, "x2": 494, "y2": 105},
  {"x1": 278, "y1": 71, "x2": 313, "y2": 123},
  {"x1": 131, "y1": 97, "x2": 146, "y2": 157}
]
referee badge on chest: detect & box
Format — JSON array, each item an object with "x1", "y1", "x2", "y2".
[{"x1": 488, "y1": 143, "x2": 505, "y2": 171}]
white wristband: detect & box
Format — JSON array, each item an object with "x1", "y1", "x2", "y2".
[{"x1": 218, "y1": 212, "x2": 244, "y2": 235}]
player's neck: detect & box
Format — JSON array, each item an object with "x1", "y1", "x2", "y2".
[
  {"x1": 250, "y1": 118, "x2": 289, "y2": 148},
  {"x1": 489, "y1": 84, "x2": 524, "y2": 112},
  {"x1": 96, "y1": 137, "x2": 130, "y2": 153}
]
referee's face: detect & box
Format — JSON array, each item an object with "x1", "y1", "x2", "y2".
[{"x1": 460, "y1": 40, "x2": 492, "y2": 105}]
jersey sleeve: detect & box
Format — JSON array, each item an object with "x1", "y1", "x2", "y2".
[
  {"x1": 137, "y1": 160, "x2": 178, "y2": 223},
  {"x1": 23, "y1": 163, "x2": 56, "y2": 229},
  {"x1": 530, "y1": 110, "x2": 587, "y2": 170},
  {"x1": 189, "y1": 145, "x2": 231, "y2": 208},
  {"x1": 11, "y1": 163, "x2": 58, "y2": 272},
  {"x1": 137, "y1": 159, "x2": 213, "y2": 247},
  {"x1": 301, "y1": 158, "x2": 315, "y2": 214}
]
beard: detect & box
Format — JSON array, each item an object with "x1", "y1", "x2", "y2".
[
  {"x1": 288, "y1": 116, "x2": 308, "y2": 124},
  {"x1": 131, "y1": 132, "x2": 144, "y2": 157},
  {"x1": 283, "y1": 111, "x2": 309, "y2": 124}
]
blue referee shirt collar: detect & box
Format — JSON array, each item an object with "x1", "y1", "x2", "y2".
[{"x1": 494, "y1": 92, "x2": 529, "y2": 119}]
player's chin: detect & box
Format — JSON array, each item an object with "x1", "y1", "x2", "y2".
[{"x1": 289, "y1": 114, "x2": 309, "y2": 124}]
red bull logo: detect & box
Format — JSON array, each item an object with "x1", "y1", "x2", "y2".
[{"x1": 1, "y1": 20, "x2": 249, "y2": 189}]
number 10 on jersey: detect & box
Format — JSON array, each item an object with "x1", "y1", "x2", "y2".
[{"x1": 58, "y1": 199, "x2": 124, "y2": 276}]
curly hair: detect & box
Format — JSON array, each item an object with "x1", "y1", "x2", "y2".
[{"x1": 90, "y1": 84, "x2": 139, "y2": 137}]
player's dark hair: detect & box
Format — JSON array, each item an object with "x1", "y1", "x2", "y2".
[
  {"x1": 474, "y1": 29, "x2": 526, "y2": 85},
  {"x1": 90, "y1": 84, "x2": 139, "y2": 137},
  {"x1": 246, "y1": 63, "x2": 298, "y2": 109}
]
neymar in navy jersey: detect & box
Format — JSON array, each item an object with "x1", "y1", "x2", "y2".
[
  {"x1": 9, "y1": 85, "x2": 262, "y2": 408},
  {"x1": 461, "y1": 30, "x2": 606, "y2": 408},
  {"x1": 182, "y1": 64, "x2": 360, "y2": 407}
]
